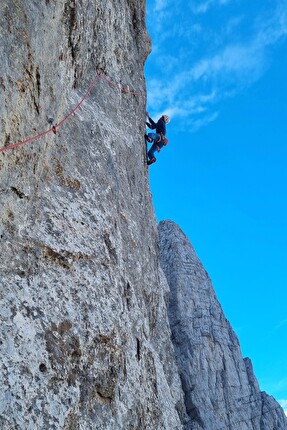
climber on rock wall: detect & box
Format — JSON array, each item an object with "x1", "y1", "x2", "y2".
[
  {"x1": 145, "y1": 132, "x2": 168, "y2": 165},
  {"x1": 145, "y1": 112, "x2": 170, "y2": 141}
]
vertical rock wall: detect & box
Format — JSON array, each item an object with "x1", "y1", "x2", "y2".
[
  {"x1": 159, "y1": 220, "x2": 287, "y2": 430},
  {"x1": 1, "y1": 2, "x2": 286, "y2": 430},
  {"x1": 0, "y1": 2, "x2": 185, "y2": 429}
]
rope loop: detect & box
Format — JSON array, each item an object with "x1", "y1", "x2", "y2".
[{"x1": 0, "y1": 71, "x2": 143, "y2": 154}]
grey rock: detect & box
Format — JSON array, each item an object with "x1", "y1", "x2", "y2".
[
  {"x1": 0, "y1": 1, "x2": 286, "y2": 430},
  {"x1": 0, "y1": 1, "x2": 184, "y2": 429},
  {"x1": 159, "y1": 220, "x2": 287, "y2": 430}
]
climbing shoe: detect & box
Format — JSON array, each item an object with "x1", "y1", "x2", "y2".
[{"x1": 147, "y1": 158, "x2": 156, "y2": 165}]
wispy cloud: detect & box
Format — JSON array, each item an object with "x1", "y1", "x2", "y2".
[
  {"x1": 191, "y1": 0, "x2": 231, "y2": 14},
  {"x1": 275, "y1": 318, "x2": 287, "y2": 330},
  {"x1": 190, "y1": 42, "x2": 265, "y2": 84},
  {"x1": 189, "y1": 2, "x2": 287, "y2": 85},
  {"x1": 155, "y1": 0, "x2": 170, "y2": 12},
  {"x1": 274, "y1": 378, "x2": 287, "y2": 391},
  {"x1": 190, "y1": 111, "x2": 219, "y2": 131},
  {"x1": 146, "y1": 0, "x2": 287, "y2": 131},
  {"x1": 279, "y1": 399, "x2": 287, "y2": 416}
]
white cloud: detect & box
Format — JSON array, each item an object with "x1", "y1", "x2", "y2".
[
  {"x1": 189, "y1": 38, "x2": 270, "y2": 92},
  {"x1": 190, "y1": 111, "x2": 219, "y2": 131},
  {"x1": 275, "y1": 318, "x2": 287, "y2": 329},
  {"x1": 225, "y1": 16, "x2": 244, "y2": 35},
  {"x1": 155, "y1": 0, "x2": 169, "y2": 12},
  {"x1": 256, "y1": 3, "x2": 287, "y2": 47},
  {"x1": 279, "y1": 399, "x2": 287, "y2": 416},
  {"x1": 146, "y1": 0, "x2": 287, "y2": 131},
  {"x1": 147, "y1": 72, "x2": 218, "y2": 125},
  {"x1": 190, "y1": 3, "x2": 287, "y2": 85},
  {"x1": 147, "y1": 0, "x2": 173, "y2": 39},
  {"x1": 192, "y1": 0, "x2": 231, "y2": 14},
  {"x1": 275, "y1": 378, "x2": 287, "y2": 391}
]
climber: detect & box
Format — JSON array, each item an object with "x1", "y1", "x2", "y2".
[
  {"x1": 145, "y1": 132, "x2": 168, "y2": 165},
  {"x1": 146, "y1": 112, "x2": 170, "y2": 140}
]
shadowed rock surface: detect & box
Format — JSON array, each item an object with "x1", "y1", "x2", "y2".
[{"x1": 159, "y1": 220, "x2": 287, "y2": 430}]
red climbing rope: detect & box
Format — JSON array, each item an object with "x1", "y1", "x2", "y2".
[
  {"x1": 0, "y1": 71, "x2": 142, "y2": 154},
  {"x1": 55, "y1": 72, "x2": 101, "y2": 130},
  {"x1": 97, "y1": 71, "x2": 143, "y2": 97},
  {"x1": 0, "y1": 128, "x2": 53, "y2": 154}
]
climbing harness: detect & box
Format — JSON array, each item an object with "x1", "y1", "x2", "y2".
[{"x1": 0, "y1": 71, "x2": 143, "y2": 154}]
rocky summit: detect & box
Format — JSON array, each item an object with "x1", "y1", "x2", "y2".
[
  {"x1": 159, "y1": 220, "x2": 287, "y2": 430},
  {"x1": 0, "y1": 1, "x2": 286, "y2": 429}
]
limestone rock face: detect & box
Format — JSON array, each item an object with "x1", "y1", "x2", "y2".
[
  {"x1": 0, "y1": 1, "x2": 185, "y2": 429},
  {"x1": 159, "y1": 220, "x2": 287, "y2": 430},
  {"x1": 1, "y1": 1, "x2": 286, "y2": 430}
]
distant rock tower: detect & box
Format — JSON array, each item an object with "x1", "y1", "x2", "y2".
[{"x1": 159, "y1": 219, "x2": 287, "y2": 430}]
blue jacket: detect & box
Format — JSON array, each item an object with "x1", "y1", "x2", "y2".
[{"x1": 146, "y1": 116, "x2": 166, "y2": 136}]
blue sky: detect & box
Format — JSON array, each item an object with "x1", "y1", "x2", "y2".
[{"x1": 145, "y1": 0, "x2": 287, "y2": 411}]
